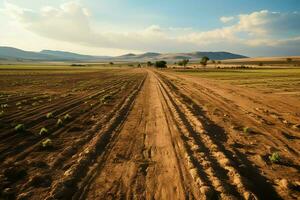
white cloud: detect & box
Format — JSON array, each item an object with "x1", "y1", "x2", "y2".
[
  {"x1": 236, "y1": 10, "x2": 300, "y2": 36},
  {"x1": 220, "y1": 16, "x2": 234, "y2": 23},
  {"x1": 1, "y1": 1, "x2": 300, "y2": 56}
]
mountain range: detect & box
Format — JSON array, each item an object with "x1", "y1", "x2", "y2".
[{"x1": 0, "y1": 46, "x2": 247, "y2": 62}]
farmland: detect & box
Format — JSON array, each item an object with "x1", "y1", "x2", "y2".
[{"x1": 0, "y1": 65, "x2": 299, "y2": 200}]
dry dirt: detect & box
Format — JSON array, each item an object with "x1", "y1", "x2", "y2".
[{"x1": 0, "y1": 67, "x2": 299, "y2": 200}]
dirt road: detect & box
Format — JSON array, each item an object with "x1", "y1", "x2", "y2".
[{"x1": 0, "y1": 68, "x2": 299, "y2": 199}]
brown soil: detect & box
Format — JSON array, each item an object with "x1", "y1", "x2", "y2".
[{"x1": 0, "y1": 67, "x2": 299, "y2": 200}]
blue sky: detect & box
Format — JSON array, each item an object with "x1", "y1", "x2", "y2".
[{"x1": 0, "y1": 0, "x2": 300, "y2": 56}]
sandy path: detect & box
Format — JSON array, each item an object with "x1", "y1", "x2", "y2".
[{"x1": 84, "y1": 70, "x2": 190, "y2": 200}]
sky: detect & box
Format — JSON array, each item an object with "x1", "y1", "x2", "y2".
[{"x1": 0, "y1": 0, "x2": 300, "y2": 57}]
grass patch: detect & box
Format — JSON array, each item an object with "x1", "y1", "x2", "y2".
[{"x1": 174, "y1": 68, "x2": 300, "y2": 95}]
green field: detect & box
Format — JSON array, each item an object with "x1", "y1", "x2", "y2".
[{"x1": 174, "y1": 68, "x2": 300, "y2": 96}]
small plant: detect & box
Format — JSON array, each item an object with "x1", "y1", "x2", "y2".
[
  {"x1": 41, "y1": 138, "x2": 53, "y2": 149},
  {"x1": 56, "y1": 118, "x2": 63, "y2": 127},
  {"x1": 46, "y1": 112, "x2": 53, "y2": 119},
  {"x1": 32, "y1": 102, "x2": 38, "y2": 106},
  {"x1": 39, "y1": 127, "x2": 48, "y2": 136},
  {"x1": 269, "y1": 152, "x2": 281, "y2": 163},
  {"x1": 64, "y1": 114, "x2": 71, "y2": 121},
  {"x1": 1, "y1": 104, "x2": 8, "y2": 109},
  {"x1": 101, "y1": 94, "x2": 112, "y2": 103},
  {"x1": 15, "y1": 124, "x2": 25, "y2": 132},
  {"x1": 243, "y1": 127, "x2": 254, "y2": 134}
]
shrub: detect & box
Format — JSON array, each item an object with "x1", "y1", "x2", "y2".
[
  {"x1": 56, "y1": 118, "x2": 63, "y2": 127},
  {"x1": 0, "y1": 110, "x2": 4, "y2": 117},
  {"x1": 46, "y1": 112, "x2": 53, "y2": 119},
  {"x1": 41, "y1": 138, "x2": 53, "y2": 149},
  {"x1": 269, "y1": 152, "x2": 281, "y2": 163},
  {"x1": 15, "y1": 124, "x2": 25, "y2": 132},
  {"x1": 64, "y1": 114, "x2": 71, "y2": 121},
  {"x1": 39, "y1": 127, "x2": 48, "y2": 136},
  {"x1": 16, "y1": 102, "x2": 22, "y2": 106}
]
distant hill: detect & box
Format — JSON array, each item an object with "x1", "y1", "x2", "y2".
[
  {"x1": 115, "y1": 51, "x2": 246, "y2": 61},
  {"x1": 0, "y1": 47, "x2": 110, "y2": 61},
  {"x1": 157, "y1": 51, "x2": 247, "y2": 61},
  {"x1": 0, "y1": 46, "x2": 247, "y2": 62},
  {"x1": 0, "y1": 46, "x2": 58, "y2": 61},
  {"x1": 40, "y1": 50, "x2": 109, "y2": 60}
]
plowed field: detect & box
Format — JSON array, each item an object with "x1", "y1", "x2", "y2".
[{"x1": 0, "y1": 66, "x2": 299, "y2": 200}]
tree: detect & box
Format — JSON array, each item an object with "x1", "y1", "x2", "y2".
[
  {"x1": 155, "y1": 61, "x2": 167, "y2": 68},
  {"x1": 180, "y1": 59, "x2": 189, "y2": 68},
  {"x1": 147, "y1": 61, "x2": 153, "y2": 67},
  {"x1": 200, "y1": 56, "x2": 210, "y2": 67},
  {"x1": 286, "y1": 58, "x2": 292, "y2": 63},
  {"x1": 109, "y1": 62, "x2": 114, "y2": 65}
]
